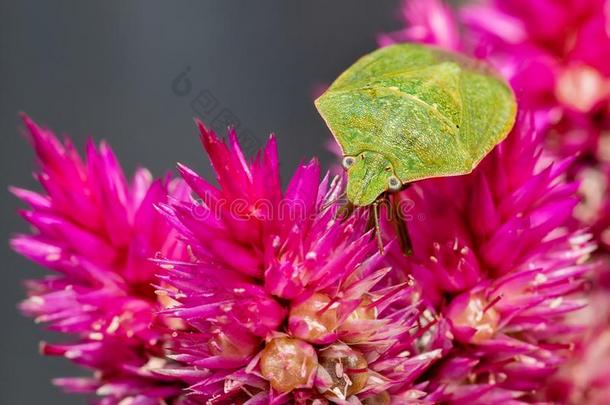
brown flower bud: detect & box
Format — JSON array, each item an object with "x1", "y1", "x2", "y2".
[
  {"x1": 260, "y1": 337, "x2": 318, "y2": 393},
  {"x1": 318, "y1": 344, "x2": 369, "y2": 399},
  {"x1": 289, "y1": 293, "x2": 339, "y2": 344}
]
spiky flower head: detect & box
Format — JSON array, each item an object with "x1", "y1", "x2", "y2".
[
  {"x1": 392, "y1": 114, "x2": 597, "y2": 403},
  {"x1": 157, "y1": 122, "x2": 442, "y2": 404},
  {"x1": 544, "y1": 289, "x2": 610, "y2": 405},
  {"x1": 12, "y1": 115, "x2": 188, "y2": 404},
  {"x1": 382, "y1": 0, "x2": 610, "y2": 250}
]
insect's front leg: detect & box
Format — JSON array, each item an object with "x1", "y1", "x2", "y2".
[
  {"x1": 336, "y1": 200, "x2": 355, "y2": 221},
  {"x1": 372, "y1": 200, "x2": 384, "y2": 255},
  {"x1": 389, "y1": 187, "x2": 413, "y2": 256}
]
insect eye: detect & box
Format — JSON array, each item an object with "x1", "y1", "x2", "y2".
[
  {"x1": 341, "y1": 156, "x2": 356, "y2": 170},
  {"x1": 388, "y1": 175, "x2": 402, "y2": 191}
]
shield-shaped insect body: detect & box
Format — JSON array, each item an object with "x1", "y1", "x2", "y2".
[{"x1": 316, "y1": 43, "x2": 517, "y2": 253}]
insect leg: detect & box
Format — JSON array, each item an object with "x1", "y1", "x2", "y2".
[
  {"x1": 336, "y1": 200, "x2": 355, "y2": 221},
  {"x1": 372, "y1": 201, "x2": 384, "y2": 255},
  {"x1": 390, "y1": 192, "x2": 413, "y2": 256}
]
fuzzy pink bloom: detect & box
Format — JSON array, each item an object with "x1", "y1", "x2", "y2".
[
  {"x1": 372, "y1": 114, "x2": 596, "y2": 403},
  {"x1": 156, "y1": 122, "x2": 442, "y2": 404},
  {"x1": 12, "y1": 115, "x2": 189, "y2": 404},
  {"x1": 384, "y1": 0, "x2": 610, "y2": 251},
  {"x1": 544, "y1": 287, "x2": 610, "y2": 405},
  {"x1": 378, "y1": 0, "x2": 461, "y2": 51},
  {"x1": 381, "y1": 2, "x2": 610, "y2": 400}
]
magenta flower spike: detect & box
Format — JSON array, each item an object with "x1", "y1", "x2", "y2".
[
  {"x1": 11, "y1": 4, "x2": 609, "y2": 398},
  {"x1": 11, "y1": 115, "x2": 191, "y2": 404},
  {"x1": 544, "y1": 288, "x2": 610, "y2": 405},
  {"x1": 155, "y1": 122, "x2": 442, "y2": 404},
  {"x1": 383, "y1": 0, "x2": 610, "y2": 251},
  {"x1": 378, "y1": 0, "x2": 461, "y2": 51},
  {"x1": 392, "y1": 113, "x2": 598, "y2": 403}
]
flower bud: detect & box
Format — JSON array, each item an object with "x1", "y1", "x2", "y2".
[
  {"x1": 208, "y1": 330, "x2": 258, "y2": 359},
  {"x1": 260, "y1": 337, "x2": 318, "y2": 393},
  {"x1": 447, "y1": 293, "x2": 500, "y2": 343},
  {"x1": 362, "y1": 391, "x2": 391, "y2": 405},
  {"x1": 289, "y1": 293, "x2": 339, "y2": 344},
  {"x1": 338, "y1": 295, "x2": 377, "y2": 343},
  {"x1": 317, "y1": 343, "x2": 368, "y2": 399}
]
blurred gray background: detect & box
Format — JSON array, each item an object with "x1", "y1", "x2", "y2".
[{"x1": 0, "y1": 1, "x2": 402, "y2": 403}]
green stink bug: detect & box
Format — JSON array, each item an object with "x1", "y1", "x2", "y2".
[{"x1": 315, "y1": 43, "x2": 517, "y2": 254}]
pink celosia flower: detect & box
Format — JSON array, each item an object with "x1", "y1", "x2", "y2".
[
  {"x1": 380, "y1": 2, "x2": 610, "y2": 400},
  {"x1": 545, "y1": 287, "x2": 610, "y2": 405},
  {"x1": 156, "y1": 122, "x2": 442, "y2": 404},
  {"x1": 12, "y1": 115, "x2": 189, "y2": 404},
  {"x1": 378, "y1": 0, "x2": 461, "y2": 51},
  {"x1": 389, "y1": 114, "x2": 598, "y2": 403},
  {"x1": 383, "y1": 0, "x2": 610, "y2": 250}
]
